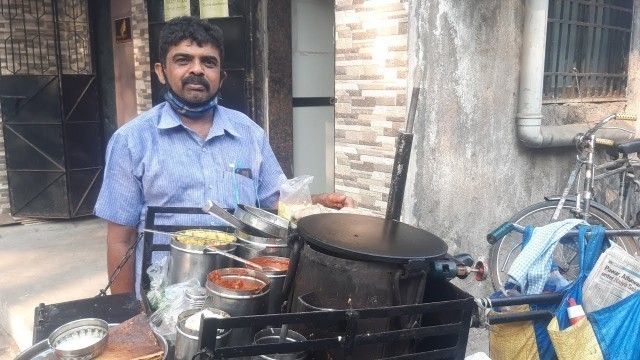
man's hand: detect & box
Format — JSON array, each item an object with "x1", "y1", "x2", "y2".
[
  {"x1": 106, "y1": 222, "x2": 138, "y2": 294},
  {"x1": 311, "y1": 193, "x2": 357, "y2": 209}
]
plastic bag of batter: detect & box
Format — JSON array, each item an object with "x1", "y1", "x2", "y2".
[{"x1": 278, "y1": 175, "x2": 314, "y2": 221}]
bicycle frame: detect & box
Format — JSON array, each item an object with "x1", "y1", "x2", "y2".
[
  {"x1": 594, "y1": 158, "x2": 638, "y2": 223},
  {"x1": 553, "y1": 115, "x2": 638, "y2": 226},
  {"x1": 487, "y1": 114, "x2": 639, "y2": 291}
]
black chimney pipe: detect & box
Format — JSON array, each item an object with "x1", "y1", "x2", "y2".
[{"x1": 385, "y1": 73, "x2": 421, "y2": 221}]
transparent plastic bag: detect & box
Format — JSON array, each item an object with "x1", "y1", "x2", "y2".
[
  {"x1": 278, "y1": 175, "x2": 314, "y2": 221},
  {"x1": 146, "y1": 257, "x2": 169, "y2": 311},
  {"x1": 148, "y1": 278, "x2": 200, "y2": 342}
]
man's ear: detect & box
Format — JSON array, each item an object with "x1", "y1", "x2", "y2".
[
  {"x1": 220, "y1": 70, "x2": 227, "y2": 87},
  {"x1": 154, "y1": 63, "x2": 166, "y2": 84}
]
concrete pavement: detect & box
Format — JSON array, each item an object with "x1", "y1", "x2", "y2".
[{"x1": 0, "y1": 217, "x2": 107, "y2": 357}]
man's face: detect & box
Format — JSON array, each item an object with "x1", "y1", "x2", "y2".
[{"x1": 154, "y1": 40, "x2": 225, "y2": 105}]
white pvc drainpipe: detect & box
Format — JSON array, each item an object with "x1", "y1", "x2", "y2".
[{"x1": 516, "y1": 0, "x2": 633, "y2": 148}]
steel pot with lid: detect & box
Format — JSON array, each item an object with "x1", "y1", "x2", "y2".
[
  {"x1": 235, "y1": 230, "x2": 290, "y2": 261},
  {"x1": 202, "y1": 201, "x2": 290, "y2": 240},
  {"x1": 284, "y1": 213, "x2": 448, "y2": 359},
  {"x1": 234, "y1": 204, "x2": 290, "y2": 239},
  {"x1": 167, "y1": 230, "x2": 237, "y2": 286}
]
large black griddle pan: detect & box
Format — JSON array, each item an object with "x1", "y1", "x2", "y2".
[{"x1": 296, "y1": 213, "x2": 447, "y2": 264}]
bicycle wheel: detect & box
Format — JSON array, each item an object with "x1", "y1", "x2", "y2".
[{"x1": 490, "y1": 199, "x2": 638, "y2": 292}]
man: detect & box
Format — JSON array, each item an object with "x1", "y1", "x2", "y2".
[{"x1": 95, "y1": 16, "x2": 354, "y2": 296}]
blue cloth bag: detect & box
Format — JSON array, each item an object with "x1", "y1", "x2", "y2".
[
  {"x1": 587, "y1": 292, "x2": 640, "y2": 360},
  {"x1": 517, "y1": 225, "x2": 605, "y2": 359},
  {"x1": 553, "y1": 226, "x2": 607, "y2": 330},
  {"x1": 552, "y1": 225, "x2": 640, "y2": 360},
  {"x1": 588, "y1": 269, "x2": 640, "y2": 359}
]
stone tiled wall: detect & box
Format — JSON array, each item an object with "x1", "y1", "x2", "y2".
[
  {"x1": 0, "y1": 0, "x2": 92, "y2": 215},
  {"x1": 334, "y1": 0, "x2": 409, "y2": 213},
  {"x1": 131, "y1": 0, "x2": 153, "y2": 114}
]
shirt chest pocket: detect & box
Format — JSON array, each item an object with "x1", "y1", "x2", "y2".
[{"x1": 216, "y1": 169, "x2": 258, "y2": 207}]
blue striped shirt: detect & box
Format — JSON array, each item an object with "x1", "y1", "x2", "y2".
[{"x1": 94, "y1": 102, "x2": 286, "y2": 294}]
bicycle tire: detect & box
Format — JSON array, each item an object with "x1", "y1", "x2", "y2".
[{"x1": 490, "y1": 199, "x2": 639, "y2": 292}]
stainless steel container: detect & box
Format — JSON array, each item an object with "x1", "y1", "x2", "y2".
[
  {"x1": 246, "y1": 256, "x2": 289, "y2": 314},
  {"x1": 251, "y1": 328, "x2": 307, "y2": 360},
  {"x1": 175, "y1": 308, "x2": 231, "y2": 360},
  {"x1": 235, "y1": 230, "x2": 290, "y2": 260},
  {"x1": 185, "y1": 286, "x2": 207, "y2": 308},
  {"x1": 168, "y1": 237, "x2": 237, "y2": 286},
  {"x1": 48, "y1": 318, "x2": 109, "y2": 360},
  {"x1": 205, "y1": 268, "x2": 271, "y2": 346},
  {"x1": 234, "y1": 205, "x2": 289, "y2": 239}
]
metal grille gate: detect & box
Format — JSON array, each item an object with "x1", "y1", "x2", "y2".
[{"x1": 0, "y1": 0, "x2": 102, "y2": 218}]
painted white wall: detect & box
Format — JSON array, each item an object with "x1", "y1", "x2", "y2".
[{"x1": 291, "y1": 0, "x2": 335, "y2": 194}]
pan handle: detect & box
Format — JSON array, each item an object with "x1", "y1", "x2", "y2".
[
  {"x1": 281, "y1": 234, "x2": 303, "y2": 313},
  {"x1": 202, "y1": 200, "x2": 245, "y2": 229}
]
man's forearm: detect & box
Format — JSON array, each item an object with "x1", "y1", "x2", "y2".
[{"x1": 106, "y1": 222, "x2": 137, "y2": 294}]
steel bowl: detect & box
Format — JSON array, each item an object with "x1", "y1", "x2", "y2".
[{"x1": 48, "y1": 318, "x2": 109, "y2": 360}]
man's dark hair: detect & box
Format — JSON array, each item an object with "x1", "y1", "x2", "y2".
[{"x1": 158, "y1": 16, "x2": 225, "y2": 65}]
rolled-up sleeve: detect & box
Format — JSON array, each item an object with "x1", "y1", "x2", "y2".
[{"x1": 94, "y1": 132, "x2": 144, "y2": 226}]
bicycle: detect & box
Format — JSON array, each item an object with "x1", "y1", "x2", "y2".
[{"x1": 488, "y1": 113, "x2": 640, "y2": 291}]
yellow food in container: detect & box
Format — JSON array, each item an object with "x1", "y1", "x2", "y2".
[{"x1": 173, "y1": 229, "x2": 236, "y2": 246}]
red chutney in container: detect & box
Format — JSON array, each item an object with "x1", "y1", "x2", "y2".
[
  {"x1": 208, "y1": 269, "x2": 266, "y2": 291},
  {"x1": 249, "y1": 257, "x2": 290, "y2": 271}
]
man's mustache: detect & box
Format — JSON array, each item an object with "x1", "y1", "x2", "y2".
[{"x1": 182, "y1": 76, "x2": 210, "y2": 90}]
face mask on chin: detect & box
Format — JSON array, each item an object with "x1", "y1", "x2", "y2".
[{"x1": 164, "y1": 85, "x2": 219, "y2": 120}]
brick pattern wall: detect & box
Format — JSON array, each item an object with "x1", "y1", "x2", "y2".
[
  {"x1": 132, "y1": 0, "x2": 153, "y2": 114},
  {"x1": 0, "y1": 0, "x2": 92, "y2": 215},
  {"x1": 334, "y1": 0, "x2": 408, "y2": 214}
]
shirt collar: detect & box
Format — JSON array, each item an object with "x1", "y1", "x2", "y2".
[
  {"x1": 157, "y1": 102, "x2": 241, "y2": 138},
  {"x1": 208, "y1": 106, "x2": 241, "y2": 139}
]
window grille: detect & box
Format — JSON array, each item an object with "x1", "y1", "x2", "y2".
[{"x1": 543, "y1": 0, "x2": 633, "y2": 103}]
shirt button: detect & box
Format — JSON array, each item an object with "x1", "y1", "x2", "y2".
[
  {"x1": 202, "y1": 148, "x2": 206, "y2": 152},
  {"x1": 210, "y1": 222, "x2": 215, "y2": 226},
  {"x1": 209, "y1": 185, "x2": 213, "y2": 189}
]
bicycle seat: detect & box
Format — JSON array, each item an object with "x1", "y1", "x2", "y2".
[{"x1": 613, "y1": 139, "x2": 640, "y2": 156}]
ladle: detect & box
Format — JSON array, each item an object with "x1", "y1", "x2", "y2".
[
  {"x1": 142, "y1": 229, "x2": 263, "y2": 270},
  {"x1": 202, "y1": 247, "x2": 263, "y2": 270}
]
